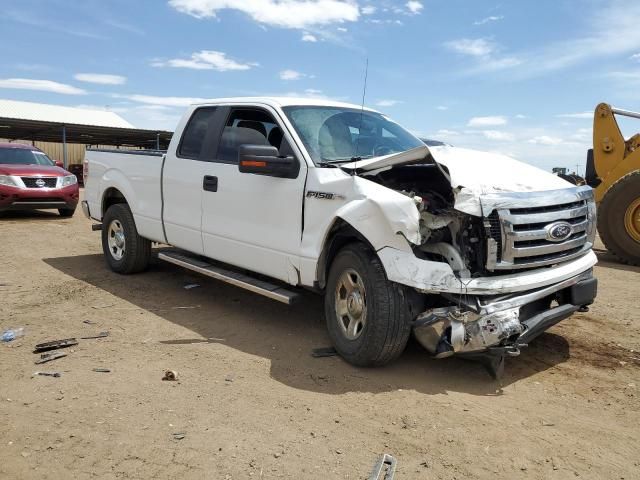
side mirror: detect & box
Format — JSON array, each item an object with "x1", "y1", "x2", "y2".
[
  {"x1": 54, "y1": 160, "x2": 64, "y2": 168},
  {"x1": 238, "y1": 145, "x2": 299, "y2": 179}
]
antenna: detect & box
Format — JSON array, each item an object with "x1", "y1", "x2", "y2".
[{"x1": 352, "y1": 57, "x2": 369, "y2": 176}]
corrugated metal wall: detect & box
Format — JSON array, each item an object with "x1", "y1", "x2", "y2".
[{"x1": 0, "y1": 139, "x2": 137, "y2": 165}]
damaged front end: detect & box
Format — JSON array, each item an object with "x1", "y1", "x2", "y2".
[{"x1": 357, "y1": 146, "x2": 598, "y2": 377}]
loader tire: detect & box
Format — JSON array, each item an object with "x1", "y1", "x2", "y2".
[
  {"x1": 598, "y1": 170, "x2": 640, "y2": 266},
  {"x1": 102, "y1": 203, "x2": 151, "y2": 274},
  {"x1": 324, "y1": 243, "x2": 413, "y2": 367}
]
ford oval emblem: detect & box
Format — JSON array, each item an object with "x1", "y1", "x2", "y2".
[
  {"x1": 35, "y1": 178, "x2": 46, "y2": 188},
  {"x1": 545, "y1": 221, "x2": 573, "y2": 242}
]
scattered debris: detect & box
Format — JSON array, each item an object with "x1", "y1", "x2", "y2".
[
  {"x1": 162, "y1": 370, "x2": 178, "y2": 381},
  {"x1": 92, "y1": 368, "x2": 111, "y2": 373},
  {"x1": 183, "y1": 283, "x2": 200, "y2": 290},
  {"x1": 34, "y1": 338, "x2": 78, "y2": 353},
  {"x1": 80, "y1": 332, "x2": 109, "y2": 340},
  {"x1": 33, "y1": 371, "x2": 61, "y2": 378},
  {"x1": 172, "y1": 432, "x2": 186, "y2": 440},
  {"x1": 369, "y1": 453, "x2": 397, "y2": 480},
  {"x1": 542, "y1": 420, "x2": 555, "y2": 427},
  {"x1": 35, "y1": 352, "x2": 67, "y2": 364},
  {"x1": 311, "y1": 346, "x2": 338, "y2": 358},
  {"x1": 225, "y1": 374, "x2": 235, "y2": 382},
  {"x1": 2, "y1": 327, "x2": 25, "y2": 342},
  {"x1": 91, "y1": 304, "x2": 114, "y2": 310},
  {"x1": 83, "y1": 320, "x2": 97, "y2": 325}
]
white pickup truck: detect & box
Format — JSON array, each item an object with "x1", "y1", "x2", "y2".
[{"x1": 83, "y1": 97, "x2": 598, "y2": 376}]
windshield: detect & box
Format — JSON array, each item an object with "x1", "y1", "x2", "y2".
[
  {"x1": 282, "y1": 106, "x2": 423, "y2": 164},
  {"x1": 0, "y1": 148, "x2": 54, "y2": 166}
]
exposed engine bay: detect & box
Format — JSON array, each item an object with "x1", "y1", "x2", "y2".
[{"x1": 366, "y1": 163, "x2": 487, "y2": 279}]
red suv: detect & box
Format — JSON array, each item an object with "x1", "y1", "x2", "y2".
[{"x1": 0, "y1": 143, "x2": 79, "y2": 216}]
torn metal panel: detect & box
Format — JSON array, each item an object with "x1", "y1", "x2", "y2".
[{"x1": 378, "y1": 247, "x2": 597, "y2": 294}]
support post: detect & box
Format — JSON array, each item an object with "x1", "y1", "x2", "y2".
[{"x1": 62, "y1": 125, "x2": 68, "y2": 169}]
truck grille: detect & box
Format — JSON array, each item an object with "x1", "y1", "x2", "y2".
[
  {"x1": 485, "y1": 189, "x2": 596, "y2": 271},
  {"x1": 21, "y1": 177, "x2": 58, "y2": 188}
]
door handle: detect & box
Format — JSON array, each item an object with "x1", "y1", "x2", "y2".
[{"x1": 203, "y1": 175, "x2": 218, "y2": 192}]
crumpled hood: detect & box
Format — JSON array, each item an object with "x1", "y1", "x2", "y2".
[
  {"x1": 427, "y1": 145, "x2": 571, "y2": 194},
  {"x1": 0, "y1": 164, "x2": 67, "y2": 177},
  {"x1": 341, "y1": 144, "x2": 574, "y2": 217}
]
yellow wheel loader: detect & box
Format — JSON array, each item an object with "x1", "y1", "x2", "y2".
[{"x1": 587, "y1": 103, "x2": 640, "y2": 265}]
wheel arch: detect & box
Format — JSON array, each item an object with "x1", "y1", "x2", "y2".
[
  {"x1": 315, "y1": 218, "x2": 377, "y2": 291},
  {"x1": 101, "y1": 187, "x2": 130, "y2": 218}
]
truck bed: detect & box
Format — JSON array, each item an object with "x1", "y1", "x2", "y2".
[{"x1": 84, "y1": 148, "x2": 166, "y2": 243}]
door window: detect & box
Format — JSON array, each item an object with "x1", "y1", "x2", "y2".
[
  {"x1": 178, "y1": 107, "x2": 218, "y2": 159},
  {"x1": 216, "y1": 108, "x2": 293, "y2": 164}
]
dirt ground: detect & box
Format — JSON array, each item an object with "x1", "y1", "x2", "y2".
[{"x1": 1, "y1": 194, "x2": 639, "y2": 480}]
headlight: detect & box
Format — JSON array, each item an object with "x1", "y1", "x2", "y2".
[
  {"x1": 60, "y1": 175, "x2": 78, "y2": 187},
  {"x1": 0, "y1": 175, "x2": 18, "y2": 187}
]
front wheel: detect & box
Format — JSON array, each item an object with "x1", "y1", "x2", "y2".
[
  {"x1": 101, "y1": 203, "x2": 151, "y2": 274},
  {"x1": 324, "y1": 243, "x2": 413, "y2": 367},
  {"x1": 58, "y1": 207, "x2": 76, "y2": 217}
]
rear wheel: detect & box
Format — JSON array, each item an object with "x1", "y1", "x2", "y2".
[
  {"x1": 598, "y1": 170, "x2": 640, "y2": 266},
  {"x1": 58, "y1": 207, "x2": 76, "y2": 217},
  {"x1": 101, "y1": 203, "x2": 151, "y2": 274},
  {"x1": 324, "y1": 243, "x2": 413, "y2": 367}
]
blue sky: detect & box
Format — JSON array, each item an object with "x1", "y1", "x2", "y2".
[{"x1": 1, "y1": 0, "x2": 640, "y2": 172}]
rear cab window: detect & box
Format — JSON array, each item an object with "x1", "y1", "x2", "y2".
[{"x1": 178, "y1": 107, "x2": 218, "y2": 160}]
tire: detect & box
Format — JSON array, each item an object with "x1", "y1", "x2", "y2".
[
  {"x1": 324, "y1": 243, "x2": 413, "y2": 367},
  {"x1": 58, "y1": 207, "x2": 76, "y2": 217},
  {"x1": 598, "y1": 170, "x2": 640, "y2": 266},
  {"x1": 101, "y1": 203, "x2": 151, "y2": 274}
]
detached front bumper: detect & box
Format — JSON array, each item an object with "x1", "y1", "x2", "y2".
[
  {"x1": 0, "y1": 183, "x2": 79, "y2": 212},
  {"x1": 413, "y1": 269, "x2": 597, "y2": 358}
]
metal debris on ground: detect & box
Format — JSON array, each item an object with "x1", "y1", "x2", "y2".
[
  {"x1": 162, "y1": 370, "x2": 178, "y2": 381},
  {"x1": 369, "y1": 453, "x2": 397, "y2": 480},
  {"x1": 83, "y1": 320, "x2": 97, "y2": 325},
  {"x1": 172, "y1": 432, "x2": 186, "y2": 440},
  {"x1": 33, "y1": 371, "x2": 61, "y2": 378},
  {"x1": 35, "y1": 352, "x2": 67, "y2": 364},
  {"x1": 311, "y1": 346, "x2": 338, "y2": 358},
  {"x1": 183, "y1": 283, "x2": 200, "y2": 290},
  {"x1": 34, "y1": 338, "x2": 78, "y2": 353},
  {"x1": 92, "y1": 368, "x2": 111, "y2": 373},
  {"x1": 80, "y1": 332, "x2": 109, "y2": 340}
]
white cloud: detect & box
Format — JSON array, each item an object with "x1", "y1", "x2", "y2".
[
  {"x1": 435, "y1": 129, "x2": 460, "y2": 136},
  {"x1": 279, "y1": 69, "x2": 309, "y2": 80},
  {"x1": 169, "y1": 0, "x2": 360, "y2": 29},
  {"x1": 436, "y1": 105, "x2": 448, "y2": 111},
  {"x1": 337, "y1": 27, "x2": 348, "y2": 32},
  {"x1": 152, "y1": 50, "x2": 257, "y2": 71},
  {"x1": 113, "y1": 94, "x2": 210, "y2": 107},
  {"x1": 445, "y1": 38, "x2": 496, "y2": 57},
  {"x1": 376, "y1": 99, "x2": 402, "y2": 107},
  {"x1": 556, "y1": 112, "x2": 592, "y2": 119},
  {"x1": 405, "y1": 1, "x2": 423, "y2": 14},
  {"x1": 528, "y1": 135, "x2": 564, "y2": 146},
  {"x1": 483, "y1": 130, "x2": 514, "y2": 141},
  {"x1": 474, "y1": 15, "x2": 504, "y2": 26},
  {"x1": 515, "y1": 114, "x2": 527, "y2": 119},
  {"x1": 468, "y1": 115, "x2": 507, "y2": 127},
  {"x1": 0, "y1": 78, "x2": 86, "y2": 95},
  {"x1": 74, "y1": 73, "x2": 127, "y2": 85},
  {"x1": 631, "y1": 53, "x2": 640, "y2": 61},
  {"x1": 301, "y1": 32, "x2": 318, "y2": 42},
  {"x1": 361, "y1": 5, "x2": 376, "y2": 15}
]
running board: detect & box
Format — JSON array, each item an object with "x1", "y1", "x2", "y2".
[{"x1": 158, "y1": 250, "x2": 300, "y2": 305}]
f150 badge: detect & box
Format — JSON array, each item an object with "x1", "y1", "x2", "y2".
[{"x1": 306, "y1": 191, "x2": 345, "y2": 200}]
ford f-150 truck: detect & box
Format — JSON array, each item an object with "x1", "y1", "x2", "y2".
[{"x1": 82, "y1": 97, "x2": 598, "y2": 376}]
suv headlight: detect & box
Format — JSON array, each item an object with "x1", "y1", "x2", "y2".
[
  {"x1": 60, "y1": 174, "x2": 77, "y2": 187},
  {"x1": 0, "y1": 175, "x2": 18, "y2": 187}
]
